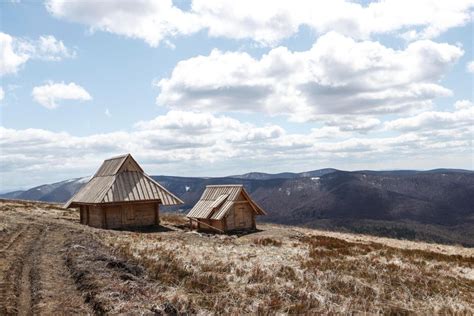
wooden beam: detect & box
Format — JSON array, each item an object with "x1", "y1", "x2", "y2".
[
  {"x1": 70, "y1": 200, "x2": 162, "y2": 207},
  {"x1": 233, "y1": 201, "x2": 250, "y2": 204},
  {"x1": 191, "y1": 218, "x2": 225, "y2": 233}
]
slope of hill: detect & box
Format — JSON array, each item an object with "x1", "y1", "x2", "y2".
[
  {"x1": 154, "y1": 170, "x2": 474, "y2": 246},
  {"x1": 1, "y1": 200, "x2": 473, "y2": 314},
  {"x1": 252, "y1": 171, "x2": 474, "y2": 246},
  {"x1": 1, "y1": 169, "x2": 473, "y2": 246},
  {"x1": 0, "y1": 177, "x2": 90, "y2": 203}
]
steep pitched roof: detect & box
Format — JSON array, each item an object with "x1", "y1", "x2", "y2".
[
  {"x1": 64, "y1": 154, "x2": 183, "y2": 207},
  {"x1": 186, "y1": 185, "x2": 266, "y2": 220},
  {"x1": 93, "y1": 154, "x2": 143, "y2": 177}
]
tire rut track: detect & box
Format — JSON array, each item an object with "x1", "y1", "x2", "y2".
[
  {"x1": 0, "y1": 219, "x2": 94, "y2": 315},
  {"x1": 17, "y1": 225, "x2": 44, "y2": 316},
  {"x1": 1, "y1": 201, "x2": 158, "y2": 315},
  {"x1": 0, "y1": 223, "x2": 42, "y2": 315},
  {"x1": 0, "y1": 224, "x2": 30, "y2": 253},
  {"x1": 32, "y1": 224, "x2": 94, "y2": 315}
]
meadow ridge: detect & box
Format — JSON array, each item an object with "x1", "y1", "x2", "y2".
[
  {"x1": 0, "y1": 199, "x2": 472, "y2": 314},
  {"x1": 4, "y1": 169, "x2": 473, "y2": 246}
]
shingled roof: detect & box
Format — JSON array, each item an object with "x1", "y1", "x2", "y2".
[
  {"x1": 64, "y1": 154, "x2": 183, "y2": 208},
  {"x1": 186, "y1": 185, "x2": 266, "y2": 220}
]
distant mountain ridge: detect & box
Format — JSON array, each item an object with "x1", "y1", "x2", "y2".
[
  {"x1": 0, "y1": 177, "x2": 90, "y2": 203},
  {"x1": 228, "y1": 168, "x2": 338, "y2": 180},
  {"x1": 1, "y1": 168, "x2": 473, "y2": 246}
]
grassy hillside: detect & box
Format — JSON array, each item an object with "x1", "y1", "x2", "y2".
[{"x1": 1, "y1": 200, "x2": 472, "y2": 314}]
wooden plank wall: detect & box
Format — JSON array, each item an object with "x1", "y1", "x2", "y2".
[
  {"x1": 226, "y1": 203, "x2": 254, "y2": 231},
  {"x1": 88, "y1": 205, "x2": 104, "y2": 227},
  {"x1": 103, "y1": 202, "x2": 157, "y2": 228},
  {"x1": 226, "y1": 208, "x2": 236, "y2": 230},
  {"x1": 105, "y1": 205, "x2": 122, "y2": 228}
]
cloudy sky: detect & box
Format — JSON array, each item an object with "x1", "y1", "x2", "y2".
[{"x1": 1, "y1": 0, "x2": 473, "y2": 191}]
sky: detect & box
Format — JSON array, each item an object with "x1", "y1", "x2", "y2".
[{"x1": 0, "y1": 0, "x2": 473, "y2": 191}]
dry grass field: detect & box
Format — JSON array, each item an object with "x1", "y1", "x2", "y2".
[{"x1": 0, "y1": 199, "x2": 473, "y2": 314}]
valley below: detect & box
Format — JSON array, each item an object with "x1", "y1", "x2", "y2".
[{"x1": 0, "y1": 199, "x2": 473, "y2": 314}]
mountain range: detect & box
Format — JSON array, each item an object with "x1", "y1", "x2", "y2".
[{"x1": 1, "y1": 168, "x2": 473, "y2": 246}]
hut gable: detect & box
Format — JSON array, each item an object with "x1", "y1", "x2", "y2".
[
  {"x1": 64, "y1": 154, "x2": 183, "y2": 208},
  {"x1": 93, "y1": 154, "x2": 143, "y2": 177},
  {"x1": 187, "y1": 185, "x2": 266, "y2": 222}
]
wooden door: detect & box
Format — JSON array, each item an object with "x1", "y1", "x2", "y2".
[
  {"x1": 122, "y1": 205, "x2": 135, "y2": 225},
  {"x1": 234, "y1": 205, "x2": 246, "y2": 228},
  {"x1": 105, "y1": 206, "x2": 122, "y2": 228}
]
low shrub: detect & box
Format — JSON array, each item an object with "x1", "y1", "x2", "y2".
[{"x1": 253, "y1": 237, "x2": 282, "y2": 247}]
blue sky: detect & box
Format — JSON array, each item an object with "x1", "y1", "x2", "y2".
[{"x1": 1, "y1": 0, "x2": 473, "y2": 191}]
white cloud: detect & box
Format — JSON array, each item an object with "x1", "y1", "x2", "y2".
[
  {"x1": 46, "y1": 0, "x2": 201, "y2": 47},
  {"x1": 0, "y1": 87, "x2": 4, "y2": 101},
  {"x1": 385, "y1": 100, "x2": 474, "y2": 131},
  {"x1": 324, "y1": 116, "x2": 381, "y2": 133},
  {"x1": 0, "y1": 111, "x2": 290, "y2": 185},
  {"x1": 33, "y1": 35, "x2": 76, "y2": 60},
  {"x1": 0, "y1": 32, "x2": 29, "y2": 76},
  {"x1": 1, "y1": 108, "x2": 472, "y2": 189},
  {"x1": 45, "y1": 0, "x2": 474, "y2": 46},
  {"x1": 134, "y1": 110, "x2": 285, "y2": 147},
  {"x1": 32, "y1": 82, "x2": 92, "y2": 109},
  {"x1": 0, "y1": 32, "x2": 75, "y2": 76},
  {"x1": 194, "y1": 0, "x2": 474, "y2": 44},
  {"x1": 467, "y1": 61, "x2": 474, "y2": 73},
  {"x1": 454, "y1": 99, "x2": 474, "y2": 110},
  {"x1": 157, "y1": 32, "x2": 463, "y2": 123},
  {"x1": 105, "y1": 108, "x2": 112, "y2": 117}
]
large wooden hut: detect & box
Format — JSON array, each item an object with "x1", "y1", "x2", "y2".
[
  {"x1": 186, "y1": 185, "x2": 266, "y2": 233},
  {"x1": 64, "y1": 154, "x2": 183, "y2": 229}
]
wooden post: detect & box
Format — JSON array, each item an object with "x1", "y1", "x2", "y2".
[
  {"x1": 155, "y1": 203, "x2": 160, "y2": 225},
  {"x1": 102, "y1": 206, "x2": 108, "y2": 229},
  {"x1": 79, "y1": 206, "x2": 83, "y2": 224},
  {"x1": 121, "y1": 205, "x2": 125, "y2": 227},
  {"x1": 86, "y1": 206, "x2": 90, "y2": 225}
]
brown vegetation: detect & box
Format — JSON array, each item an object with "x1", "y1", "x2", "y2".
[
  {"x1": 253, "y1": 237, "x2": 283, "y2": 247},
  {"x1": 0, "y1": 200, "x2": 473, "y2": 314}
]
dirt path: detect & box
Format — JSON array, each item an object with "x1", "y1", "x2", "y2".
[
  {"x1": 32, "y1": 225, "x2": 94, "y2": 315},
  {"x1": 0, "y1": 203, "x2": 161, "y2": 315},
  {"x1": 0, "y1": 211, "x2": 93, "y2": 315},
  {"x1": 16, "y1": 226, "x2": 41, "y2": 316}
]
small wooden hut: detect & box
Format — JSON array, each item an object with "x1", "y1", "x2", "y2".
[
  {"x1": 64, "y1": 153, "x2": 183, "y2": 229},
  {"x1": 186, "y1": 185, "x2": 266, "y2": 233}
]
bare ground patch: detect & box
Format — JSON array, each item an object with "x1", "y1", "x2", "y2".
[{"x1": 0, "y1": 203, "x2": 92, "y2": 315}]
